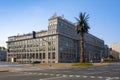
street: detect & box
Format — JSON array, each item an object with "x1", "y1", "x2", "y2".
[{"x1": 0, "y1": 62, "x2": 120, "y2": 80}]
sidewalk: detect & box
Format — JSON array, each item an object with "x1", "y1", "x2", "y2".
[
  {"x1": 0, "y1": 68, "x2": 9, "y2": 72},
  {"x1": 24, "y1": 63, "x2": 74, "y2": 69},
  {"x1": 24, "y1": 63, "x2": 110, "y2": 69}
]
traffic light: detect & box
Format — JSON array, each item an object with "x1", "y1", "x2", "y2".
[{"x1": 33, "y1": 31, "x2": 36, "y2": 38}]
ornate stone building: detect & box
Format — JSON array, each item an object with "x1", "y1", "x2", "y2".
[{"x1": 7, "y1": 14, "x2": 104, "y2": 63}]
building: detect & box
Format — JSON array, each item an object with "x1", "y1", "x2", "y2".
[
  {"x1": 110, "y1": 43, "x2": 120, "y2": 61},
  {"x1": 0, "y1": 47, "x2": 7, "y2": 61},
  {"x1": 103, "y1": 45, "x2": 110, "y2": 58},
  {"x1": 6, "y1": 14, "x2": 104, "y2": 63}
]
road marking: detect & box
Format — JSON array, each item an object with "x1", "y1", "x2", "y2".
[
  {"x1": 113, "y1": 77, "x2": 120, "y2": 79},
  {"x1": 83, "y1": 76, "x2": 88, "y2": 78},
  {"x1": 90, "y1": 76, "x2": 95, "y2": 78},
  {"x1": 15, "y1": 71, "x2": 120, "y2": 80},
  {"x1": 62, "y1": 75, "x2": 67, "y2": 77},
  {"x1": 75, "y1": 75, "x2": 80, "y2": 78},
  {"x1": 105, "y1": 77, "x2": 113, "y2": 80},
  {"x1": 39, "y1": 77, "x2": 62, "y2": 80},
  {"x1": 69, "y1": 75, "x2": 73, "y2": 77},
  {"x1": 28, "y1": 72, "x2": 33, "y2": 74},
  {"x1": 56, "y1": 74, "x2": 61, "y2": 76},
  {"x1": 38, "y1": 73, "x2": 42, "y2": 75},
  {"x1": 44, "y1": 73, "x2": 48, "y2": 75},
  {"x1": 98, "y1": 76, "x2": 103, "y2": 79}
]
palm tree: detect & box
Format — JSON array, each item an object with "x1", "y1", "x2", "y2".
[{"x1": 75, "y1": 12, "x2": 90, "y2": 63}]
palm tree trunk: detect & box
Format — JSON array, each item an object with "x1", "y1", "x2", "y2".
[{"x1": 80, "y1": 33, "x2": 84, "y2": 63}]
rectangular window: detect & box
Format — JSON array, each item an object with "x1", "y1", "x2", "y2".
[
  {"x1": 52, "y1": 41, "x2": 55, "y2": 45},
  {"x1": 39, "y1": 53, "x2": 41, "y2": 59},
  {"x1": 52, "y1": 52, "x2": 55, "y2": 59},
  {"x1": 52, "y1": 46, "x2": 55, "y2": 50},
  {"x1": 43, "y1": 53, "x2": 45, "y2": 59},
  {"x1": 36, "y1": 53, "x2": 38, "y2": 59},
  {"x1": 53, "y1": 36, "x2": 56, "y2": 39},
  {"x1": 48, "y1": 53, "x2": 50, "y2": 59}
]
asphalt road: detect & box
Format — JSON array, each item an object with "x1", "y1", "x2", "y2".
[{"x1": 0, "y1": 62, "x2": 120, "y2": 80}]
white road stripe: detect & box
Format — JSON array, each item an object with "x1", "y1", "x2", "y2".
[
  {"x1": 62, "y1": 75, "x2": 67, "y2": 77},
  {"x1": 56, "y1": 74, "x2": 61, "y2": 76},
  {"x1": 39, "y1": 77, "x2": 62, "y2": 80},
  {"x1": 28, "y1": 72, "x2": 33, "y2": 74},
  {"x1": 98, "y1": 76, "x2": 103, "y2": 79},
  {"x1": 83, "y1": 76, "x2": 88, "y2": 78},
  {"x1": 75, "y1": 75, "x2": 80, "y2": 78},
  {"x1": 69, "y1": 75, "x2": 73, "y2": 77},
  {"x1": 16, "y1": 71, "x2": 120, "y2": 80},
  {"x1": 38, "y1": 73, "x2": 42, "y2": 75},
  {"x1": 44, "y1": 73, "x2": 48, "y2": 75},
  {"x1": 90, "y1": 76, "x2": 95, "y2": 78},
  {"x1": 113, "y1": 77, "x2": 120, "y2": 79}
]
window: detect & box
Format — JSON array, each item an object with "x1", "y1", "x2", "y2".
[
  {"x1": 39, "y1": 53, "x2": 41, "y2": 59},
  {"x1": 53, "y1": 36, "x2": 56, "y2": 39},
  {"x1": 48, "y1": 53, "x2": 50, "y2": 59},
  {"x1": 48, "y1": 36, "x2": 52, "y2": 40},
  {"x1": 52, "y1": 46, "x2": 55, "y2": 50},
  {"x1": 36, "y1": 53, "x2": 38, "y2": 59},
  {"x1": 52, "y1": 52, "x2": 55, "y2": 59},
  {"x1": 43, "y1": 53, "x2": 45, "y2": 59},
  {"x1": 48, "y1": 47, "x2": 51, "y2": 51},
  {"x1": 49, "y1": 22, "x2": 52, "y2": 26},
  {"x1": 52, "y1": 41, "x2": 55, "y2": 45}
]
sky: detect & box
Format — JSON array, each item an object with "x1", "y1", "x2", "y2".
[{"x1": 0, "y1": 0, "x2": 120, "y2": 48}]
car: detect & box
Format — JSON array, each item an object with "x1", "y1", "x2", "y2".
[{"x1": 32, "y1": 61, "x2": 40, "y2": 64}]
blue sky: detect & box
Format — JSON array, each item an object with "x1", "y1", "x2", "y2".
[{"x1": 0, "y1": 0, "x2": 120, "y2": 47}]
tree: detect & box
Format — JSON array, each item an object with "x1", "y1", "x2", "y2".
[
  {"x1": 109, "y1": 55, "x2": 114, "y2": 59},
  {"x1": 0, "y1": 46, "x2": 6, "y2": 50},
  {"x1": 75, "y1": 12, "x2": 90, "y2": 63}
]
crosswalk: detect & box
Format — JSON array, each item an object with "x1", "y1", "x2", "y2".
[{"x1": 12, "y1": 71, "x2": 120, "y2": 80}]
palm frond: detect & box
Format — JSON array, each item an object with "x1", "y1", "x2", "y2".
[{"x1": 75, "y1": 12, "x2": 90, "y2": 34}]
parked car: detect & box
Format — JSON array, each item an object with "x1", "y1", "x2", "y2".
[{"x1": 32, "y1": 61, "x2": 40, "y2": 64}]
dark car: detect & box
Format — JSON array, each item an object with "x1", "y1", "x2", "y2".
[{"x1": 32, "y1": 61, "x2": 40, "y2": 64}]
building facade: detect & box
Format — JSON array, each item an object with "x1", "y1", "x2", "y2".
[
  {"x1": 103, "y1": 45, "x2": 110, "y2": 58},
  {"x1": 7, "y1": 14, "x2": 104, "y2": 63},
  {"x1": 110, "y1": 43, "x2": 120, "y2": 61}
]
